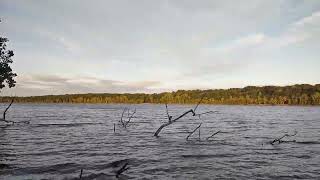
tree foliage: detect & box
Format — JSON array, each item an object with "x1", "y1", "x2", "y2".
[
  {"x1": 0, "y1": 20, "x2": 17, "y2": 90},
  {"x1": 1, "y1": 84, "x2": 320, "y2": 105}
]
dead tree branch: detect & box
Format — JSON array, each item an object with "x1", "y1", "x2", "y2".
[
  {"x1": 125, "y1": 108, "x2": 136, "y2": 128},
  {"x1": 0, "y1": 99, "x2": 15, "y2": 123},
  {"x1": 206, "y1": 130, "x2": 221, "y2": 140},
  {"x1": 186, "y1": 123, "x2": 202, "y2": 141},
  {"x1": 165, "y1": 104, "x2": 172, "y2": 122},
  {"x1": 116, "y1": 162, "x2": 130, "y2": 178},
  {"x1": 193, "y1": 95, "x2": 204, "y2": 113},
  {"x1": 79, "y1": 169, "x2": 83, "y2": 179},
  {"x1": 3, "y1": 98, "x2": 14, "y2": 120},
  {"x1": 120, "y1": 108, "x2": 127, "y2": 127},
  {"x1": 119, "y1": 108, "x2": 136, "y2": 128},
  {"x1": 154, "y1": 96, "x2": 217, "y2": 137},
  {"x1": 270, "y1": 131, "x2": 298, "y2": 145},
  {"x1": 1, "y1": 98, "x2": 30, "y2": 125},
  {"x1": 154, "y1": 109, "x2": 195, "y2": 137}
]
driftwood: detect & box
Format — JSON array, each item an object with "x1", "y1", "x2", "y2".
[
  {"x1": 154, "y1": 95, "x2": 217, "y2": 137},
  {"x1": 120, "y1": 108, "x2": 136, "y2": 128},
  {"x1": 186, "y1": 123, "x2": 202, "y2": 141},
  {"x1": 116, "y1": 163, "x2": 129, "y2": 178},
  {"x1": 206, "y1": 130, "x2": 221, "y2": 140},
  {"x1": 270, "y1": 131, "x2": 298, "y2": 145},
  {"x1": 0, "y1": 98, "x2": 30, "y2": 125}
]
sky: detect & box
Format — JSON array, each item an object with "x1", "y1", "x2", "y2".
[{"x1": 1, "y1": 0, "x2": 320, "y2": 96}]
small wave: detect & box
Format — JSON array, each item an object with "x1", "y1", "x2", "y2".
[
  {"x1": 181, "y1": 154, "x2": 237, "y2": 158},
  {"x1": 293, "y1": 155, "x2": 312, "y2": 159},
  {"x1": 106, "y1": 159, "x2": 131, "y2": 168},
  {"x1": 0, "y1": 164, "x2": 12, "y2": 170},
  {"x1": 32, "y1": 122, "x2": 104, "y2": 128},
  {"x1": 296, "y1": 141, "x2": 320, "y2": 145},
  {"x1": 1, "y1": 163, "x2": 79, "y2": 175}
]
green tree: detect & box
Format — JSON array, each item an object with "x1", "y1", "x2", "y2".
[{"x1": 1, "y1": 20, "x2": 17, "y2": 90}]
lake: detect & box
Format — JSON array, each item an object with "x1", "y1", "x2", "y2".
[{"x1": 0, "y1": 103, "x2": 319, "y2": 179}]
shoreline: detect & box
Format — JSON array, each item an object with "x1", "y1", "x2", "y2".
[{"x1": 0, "y1": 102, "x2": 319, "y2": 107}]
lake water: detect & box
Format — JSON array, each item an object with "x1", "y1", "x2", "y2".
[{"x1": 0, "y1": 103, "x2": 319, "y2": 179}]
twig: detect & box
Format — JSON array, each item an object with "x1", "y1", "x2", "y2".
[
  {"x1": 116, "y1": 163, "x2": 130, "y2": 178},
  {"x1": 125, "y1": 108, "x2": 136, "y2": 128},
  {"x1": 120, "y1": 108, "x2": 127, "y2": 127},
  {"x1": 206, "y1": 130, "x2": 221, "y2": 140},
  {"x1": 3, "y1": 98, "x2": 14, "y2": 120},
  {"x1": 198, "y1": 125, "x2": 201, "y2": 141},
  {"x1": 165, "y1": 104, "x2": 172, "y2": 122},
  {"x1": 119, "y1": 108, "x2": 136, "y2": 128},
  {"x1": 186, "y1": 123, "x2": 202, "y2": 141},
  {"x1": 193, "y1": 95, "x2": 204, "y2": 113}
]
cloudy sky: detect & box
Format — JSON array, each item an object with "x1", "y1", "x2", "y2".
[{"x1": 1, "y1": 0, "x2": 320, "y2": 96}]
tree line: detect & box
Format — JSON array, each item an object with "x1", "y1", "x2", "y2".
[{"x1": 1, "y1": 84, "x2": 320, "y2": 105}]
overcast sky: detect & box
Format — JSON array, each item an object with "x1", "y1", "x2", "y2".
[{"x1": 1, "y1": 0, "x2": 320, "y2": 96}]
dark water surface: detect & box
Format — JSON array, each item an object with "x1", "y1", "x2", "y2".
[{"x1": 0, "y1": 104, "x2": 319, "y2": 179}]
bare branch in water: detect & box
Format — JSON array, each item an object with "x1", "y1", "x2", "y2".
[
  {"x1": 154, "y1": 95, "x2": 218, "y2": 137},
  {"x1": 120, "y1": 108, "x2": 127, "y2": 127},
  {"x1": 186, "y1": 123, "x2": 202, "y2": 141},
  {"x1": 193, "y1": 95, "x2": 204, "y2": 113},
  {"x1": 116, "y1": 163, "x2": 130, "y2": 178},
  {"x1": 1, "y1": 98, "x2": 30, "y2": 125},
  {"x1": 154, "y1": 108, "x2": 195, "y2": 137},
  {"x1": 154, "y1": 95, "x2": 219, "y2": 137},
  {"x1": 119, "y1": 108, "x2": 136, "y2": 129},
  {"x1": 270, "y1": 131, "x2": 298, "y2": 145},
  {"x1": 125, "y1": 108, "x2": 136, "y2": 128},
  {"x1": 79, "y1": 169, "x2": 83, "y2": 179},
  {"x1": 3, "y1": 98, "x2": 14, "y2": 120},
  {"x1": 165, "y1": 104, "x2": 172, "y2": 122},
  {"x1": 206, "y1": 130, "x2": 221, "y2": 140}
]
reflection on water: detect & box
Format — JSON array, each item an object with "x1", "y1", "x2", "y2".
[{"x1": 0, "y1": 103, "x2": 320, "y2": 179}]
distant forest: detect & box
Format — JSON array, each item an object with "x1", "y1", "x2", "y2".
[{"x1": 1, "y1": 84, "x2": 320, "y2": 105}]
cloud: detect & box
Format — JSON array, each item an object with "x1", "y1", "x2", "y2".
[
  {"x1": 1, "y1": 74, "x2": 162, "y2": 96},
  {"x1": 36, "y1": 29, "x2": 82, "y2": 54},
  {"x1": 215, "y1": 10, "x2": 320, "y2": 54},
  {"x1": 216, "y1": 34, "x2": 267, "y2": 53},
  {"x1": 293, "y1": 11, "x2": 320, "y2": 27},
  {"x1": 1, "y1": 1, "x2": 320, "y2": 95}
]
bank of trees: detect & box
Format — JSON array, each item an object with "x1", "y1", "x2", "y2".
[{"x1": 1, "y1": 84, "x2": 320, "y2": 105}]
